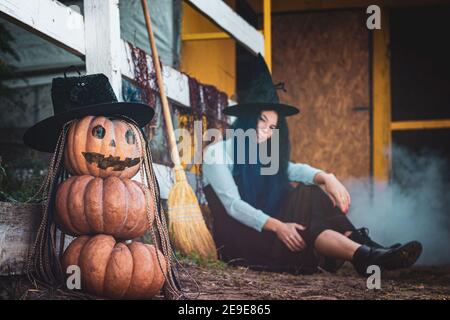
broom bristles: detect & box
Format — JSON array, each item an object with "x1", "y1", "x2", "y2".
[{"x1": 168, "y1": 169, "x2": 217, "y2": 260}]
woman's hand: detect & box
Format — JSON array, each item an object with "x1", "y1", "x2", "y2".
[
  {"x1": 317, "y1": 173, "x2": 351, "y2": 214},
  {"x1": 263, "y1": 218, "x2": 307, "y2": 252}
]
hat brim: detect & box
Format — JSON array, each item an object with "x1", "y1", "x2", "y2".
[
  {"x1": 23, "y1": 102, "x2": 154, "y2": 153},
  {"x1": 223, "y1": 102, "x2": 299, "y2": 117}
]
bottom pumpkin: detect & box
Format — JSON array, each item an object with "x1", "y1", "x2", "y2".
[{"x1": 62, "y1": 234, "x2": 167, "y2": 299}]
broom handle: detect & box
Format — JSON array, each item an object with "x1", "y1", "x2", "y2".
[{"x1": 141, "y1": 0, "x2": 182, "y2": 168}]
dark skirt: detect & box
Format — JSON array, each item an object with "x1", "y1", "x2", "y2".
[{"x1": 204, "y1": 182, "x2": 356, "y2": 274}]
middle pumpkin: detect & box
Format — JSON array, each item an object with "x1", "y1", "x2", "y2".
[{"x1": 56, "y1": 175, "x2": 154, "y2": 239}]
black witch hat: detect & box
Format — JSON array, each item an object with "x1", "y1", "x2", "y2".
[
  {"x1": 23, "y1": 72, "x2": 154, "y2": 152},
  {"x1": 224, "y1": 53, "x2": 299, "y2": 117}
]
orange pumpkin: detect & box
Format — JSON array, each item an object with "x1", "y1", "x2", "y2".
[
  {"x1": 56, "y1": 175, "x2": 153, "y2": 239},
  {"x1": 62, "y1": 235, "x2": 167, "y2": 299},
  {"x1": 64, "y1": 116, "x2": 141, "y2": 178}
]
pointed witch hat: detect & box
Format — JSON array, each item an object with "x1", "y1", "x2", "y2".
[{"x1": 224, "y1": 53, "x2": 299, "y2": 117}]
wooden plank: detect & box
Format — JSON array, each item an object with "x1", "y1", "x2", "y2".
[
  {"x1": 84, "y1": 0, "x2": 123, "y2": 99},
  {"x1": 0, "y1": 202, "x2": 74, "y2": 276},
  {"x1": 391, "y1": 119, "x2": 450, "y2": 131},
  {"x1": 372, "y1": 8, "x2": 392, "y2": 181},
  {"x1": 185, "y1": 0, "x2": 264, "y2": 56},
  {"x1": 0, "y1": 202, "x2": 40, "y2": 275},
  {"x1": 0, "y1": 0, "x2": 85, "y2": 56}
]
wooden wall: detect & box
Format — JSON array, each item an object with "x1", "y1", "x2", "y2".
[{"x1": 272, "y1": 10, "x2": 371, "y2": 179}]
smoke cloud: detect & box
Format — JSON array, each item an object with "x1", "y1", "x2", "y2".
[{"x1": 346, "y1": 144, "x2": 450, "y2": 265}]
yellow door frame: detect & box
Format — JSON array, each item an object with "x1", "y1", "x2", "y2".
[
  {"x1": 263, "y1": 0, "x2": 272, "y2": 72},
  {"x1": 372, "y1": 7, "x2": 392, "y2": 181}
]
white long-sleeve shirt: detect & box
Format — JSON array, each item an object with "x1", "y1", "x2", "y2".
[{"x1": 202, "y1": 139, "x2": 324, "y2": 232}]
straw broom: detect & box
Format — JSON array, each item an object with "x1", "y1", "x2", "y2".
[{"x1": 140, "y1": 0, "x2": 217, "y2": 260}]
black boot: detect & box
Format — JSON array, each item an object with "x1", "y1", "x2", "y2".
[
  {"x1": 320, "y1": 228, "x2": 398, "y2": 274},
  {"x1": 350, "y1": 228, "x2": 401, "y2": 249},
  {"x1": 321, "y1": 228, "x2": 403, "y2": 274},
  {"x1": 352, "y1": 241, "x2": 423, "y2": 277}
]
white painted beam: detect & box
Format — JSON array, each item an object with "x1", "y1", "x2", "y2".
[
  {"x1": 185, "y1": 0, "x2": 264, "y2": 56},
  {"x1": 84, "y1": 0, "x2": 123, "y2": 99},
  {"x1": 0, "y1": 0, "x2": 85, "y2": 56}
]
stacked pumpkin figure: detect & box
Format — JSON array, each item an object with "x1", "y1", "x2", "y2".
[{"x1": 56, "y1": 115, "x2": 167, "y2": 299}]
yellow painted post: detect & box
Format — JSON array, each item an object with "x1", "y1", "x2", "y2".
[
  {"x1": 263, "y1": 0, "x2": 272, "y2": 72},
  {"x1": 372, "y1": 7, "x2": 391, "y2": 181}
]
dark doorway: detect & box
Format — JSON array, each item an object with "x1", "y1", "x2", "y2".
[{"x1": 390, "y1": 6, "x2": 450, "y2": 186}]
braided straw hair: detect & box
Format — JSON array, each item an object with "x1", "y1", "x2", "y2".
[{"x1": 26, "y1": 121, "x2": 71, "y2": 288}]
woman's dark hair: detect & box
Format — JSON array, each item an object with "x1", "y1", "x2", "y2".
[
  {"x1": 230, "y1": 110, "x2": 292, "y2": 217},
  {"x1": 230, "y1": 110, "x2": 291, "y2": 180}
]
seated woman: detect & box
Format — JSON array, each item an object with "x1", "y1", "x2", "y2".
[{"x1": 202, "y1": 54, "x2": 422, "y2": 276}]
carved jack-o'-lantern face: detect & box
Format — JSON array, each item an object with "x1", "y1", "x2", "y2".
[{"x1": 64, "y1": 116, "x2": 142, "y2": 178}]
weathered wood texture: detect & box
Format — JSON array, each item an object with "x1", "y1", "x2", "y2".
[
  {"x1": 272, "y1": 10, "x2": 371, "y2": 179},
  {"x1": 0, "y1": 201, "x2": 81, "y2": 276},
  {"x1": 0, "y1": 202, "x2": 41, "y2": 275}
]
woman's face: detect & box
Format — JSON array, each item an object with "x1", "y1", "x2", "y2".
[{"x1": 257, "y1": 110, "x2": 278, "y2": 143}]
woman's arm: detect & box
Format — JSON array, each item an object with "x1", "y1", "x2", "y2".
[
  {"x1": 288, "y1": 162, "x2": 351, "y2": 214},
  {"x1": 312, "y1": 171, "x2": 329, "y2": 185},
  {"x1": 287, "y1": 162, "x2": 325, "y2": 185},
  {"x1": 314, "y1": 172, "x2": 351, "y2": 214}
]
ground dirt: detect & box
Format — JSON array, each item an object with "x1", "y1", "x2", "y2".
[{"x1": 1, "y1": 263, "x2": 449, "y2": 300}]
